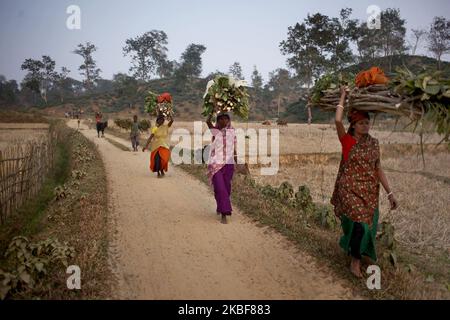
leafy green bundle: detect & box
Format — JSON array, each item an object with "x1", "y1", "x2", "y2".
[
  {"x1": 144, "y1": 90, "x2": 158, "y2": 114},
  {"x1": 202, "y1": 76, "x2": 250, "y2": 119},
  {"x1": 144, "y1": 91, "x2": 173, "y2": 117},
  {"x1": 391, "y1": 68, "x2": 450, "y2": 140}
]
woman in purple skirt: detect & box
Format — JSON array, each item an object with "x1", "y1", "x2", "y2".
[{"x1": 206, "y1": 113, "x2": 237, "y2": 224}]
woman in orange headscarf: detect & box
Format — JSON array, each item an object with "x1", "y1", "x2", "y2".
[
  {"x1": 332, "y1": 86, "x2": 398, "y2": 278},
  {"x1": 142, "y1": 115, "x2": 174, "y2": 178}
]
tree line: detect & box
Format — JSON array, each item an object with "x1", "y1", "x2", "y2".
[{"x1": 0, "y1": 7, "x2": 448, "y2": 116}]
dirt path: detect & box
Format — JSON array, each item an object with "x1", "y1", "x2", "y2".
[{"x1": 68, "y1": 120, "x2": 360, "y2": 299}]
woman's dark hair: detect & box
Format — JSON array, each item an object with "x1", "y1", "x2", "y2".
[
  {"x1": 348, "y1": 124, "x2": 355, "y2": 136},
  {"x1": 156, "y1": 115, "x2": 165, "y2": 122},
  {"x1": 217, "y1": 113, "x2": 230, "y2": 121}
]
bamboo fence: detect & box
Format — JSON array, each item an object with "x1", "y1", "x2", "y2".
[{"x1": 0, "y1": 127, "x2": 58, "y2": 224}]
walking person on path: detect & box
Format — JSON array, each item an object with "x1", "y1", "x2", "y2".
[
  {"x1": 206, "y1": 113, "x2": 237, "y2": 224},
  {"x1": 142, "y1": 115, "x2": 173, "y2": 178},
  {"x1": 332, "y1": 86, "x2": 399, "y2": 278},
  {"x1": 130, "y1": 115, "x2": 141, "y2": 152}
]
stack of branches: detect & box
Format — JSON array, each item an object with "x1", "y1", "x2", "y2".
[
  {"x1": 309, "y1": 67, "x2": 450, "y2": 141},
  {"x1": 312, "y1": 84, "x2": 418, "y2": 117}
]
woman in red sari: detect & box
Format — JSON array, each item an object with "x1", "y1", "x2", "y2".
[{"x1": 332, "y1": 86, "x2": 399, "y2": 278}]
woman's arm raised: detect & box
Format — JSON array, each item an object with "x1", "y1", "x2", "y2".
[
  {"x1": 206, "y1": 113, "x2": 214, "y2": 129},
  {"x1": 335, "y1": 86, "x2": 347, "y2": 140},
  {"x1": 167, "y1": 115, "x2": 174, "y2": 127}
]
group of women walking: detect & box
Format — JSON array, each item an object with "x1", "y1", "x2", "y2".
[{"x1": 117, "y1": 84, "x2": 398, "y2": 278}]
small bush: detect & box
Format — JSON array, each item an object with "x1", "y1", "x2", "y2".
[{"x1": 0, "y1": 236, "x2": 75, "y2": 299}]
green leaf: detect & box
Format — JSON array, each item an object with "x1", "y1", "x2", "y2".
[
  {"x1": 424, "y1": 85, "x2": 441, "y2": 95},
  {"x1": 389, "y1": 252, "x2": 398, "y2": 267},
  {"x1": 19, "y1": 272, "x2": 31, "y2": 285},
  {"x1": 35, "y1": 262, "x2": 44, "y2": 272},
  {"x1": 421, "y1": 93, "x2": 431, "y2": 101},
  {"x1": 422, "y1": 76, "x2": 432, "y2": 89}
]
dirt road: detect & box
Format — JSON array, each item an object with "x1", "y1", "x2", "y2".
[{"x1": 68, "y1": 120, "x2": 359, "y2": 299}]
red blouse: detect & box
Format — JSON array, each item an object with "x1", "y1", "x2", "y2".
[{"x1": 339, "y1": 133, "x2": 357, "y2": 162}]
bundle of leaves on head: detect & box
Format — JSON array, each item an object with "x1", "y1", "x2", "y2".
[
  {"x1": 144, "y1": 91, "x2": 173, "y2": 117},
  {"x1": 309, "y1": 66, "x2": 450, "y2": 140},
  {"x1": 391, "y1": 68, "x2": 450, "y2": 140},
  {"x1": 202, "y1": 76, "x2": 249, "y2": 119}
]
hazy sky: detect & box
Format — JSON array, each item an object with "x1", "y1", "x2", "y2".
[{"x1": 1, "y1": 0, "x2": 449, "y2": 84}]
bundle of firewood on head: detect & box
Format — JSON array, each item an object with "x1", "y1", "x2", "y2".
[
  {"x1": 309, "y1": 66, "x2": 450, "y2": 141},
  {"x1": 202, "y1": 75, "x2": 250, "y2": 120},
  {"x1": 144, "y1": 91, "x2": 174, "y2": 118}
]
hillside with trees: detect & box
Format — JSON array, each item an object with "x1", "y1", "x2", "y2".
[{"x1": 0, "y1": 8, "x2": 448, "y2": 123}]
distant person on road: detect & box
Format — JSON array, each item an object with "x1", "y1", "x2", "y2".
[
  {"x1": 76, "y1": 114, "x2": 81, "y2": 130},
  {"x1": 332, "y1": 86, "x2": 398, "y2": 278},
  {"x1": 142, "y1": 115, "x2": 174, "y2": 178},
  {"x1": 206, "y1": 113, "x2": 237, "y2": 225},
  {"x1": 130, "y1": 115, "x2": 141, "y2": 152},
  {"x1": 95, "y1": 112, "x2": 107, "y2": 138}
]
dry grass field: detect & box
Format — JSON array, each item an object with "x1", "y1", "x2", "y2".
[
  {"x1": 0, "y1": 123, "x2": 50, "y2": 150},
  {"x1": 107, "y1": 117, "x2": 449, "y2": 256},
  {"x1": 102, "y1": 115, "x2": 450, "y2": 299}
]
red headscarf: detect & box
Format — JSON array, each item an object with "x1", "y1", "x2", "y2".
[
  {"x1": 348, "y1": 110, "x2": 370, "y2": 124},
  {"x1": 157, "y1": 93, "x2": 172, "y2": 103}
]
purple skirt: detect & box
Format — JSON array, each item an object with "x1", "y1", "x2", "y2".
[{"x1": 212, "y1": 164, "x2": 234, "y2": 215}]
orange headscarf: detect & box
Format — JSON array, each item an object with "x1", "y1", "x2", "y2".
[{"x1": 355, "y1": 67, "x2": 388, "y2": 88}]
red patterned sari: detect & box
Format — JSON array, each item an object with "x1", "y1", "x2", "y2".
[{"x1": 331, "y1": 134, "x2": 381, "y2": 225}]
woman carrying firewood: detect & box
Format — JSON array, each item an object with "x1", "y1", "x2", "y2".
[
  {"x1": 142, "y1": 114, "x2": 173, "y2": 178},
  {"x1": 206, "y1": 112, "x2": 237, "y2": 224},
  {"x1": 332, "y1": 86, "x2": 399, "y2": 278}
]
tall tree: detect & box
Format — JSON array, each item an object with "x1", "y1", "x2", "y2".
[
  {"x1": 176, "y1": 43, "x2": 207, "y2": 79},
  {"x1": 251, "y1": 66, "x2": 263, "y2": 91},
  {"x1": 40, "y1": 55, "x2": 57, "y2": 103},
  {"x1": 355, "y1": 8, "x2": 407, "y2": 69},
  {"x1": 379, "y1": 8, "x2": 407, "y2": 71},
  {"x1": 280, "y1": 10, "x2": 357, "y2": 123},
  {"x1": 54, "y1": 67, "x2": 70, "y2": 102},
  {"x1": 410, "y1": 28, "x2": 427, "y2": 55},
  {"x1": 0, "y1": 76, "x2": 19, "y2": 104},
  {"x1": 21, "y1": 58, "x2": 44, "y2": 99},
  {"x1": 21, "y1": 56, "x2": 57, "y2": 104},
  {"x1": 267, "y1": 68, "x2": 292, "y2": 117},
  {"x1": 112, "y1": 73, "x2": 138, "y2": 96},
  {"x1": 73, "y1": 42, "x2": 101, "y2": 90},
  {"x1": 327, "y1": 8, "x2": 359, "y2": 72},
  {"x1": 355, "y1": 22, "x2": 383, "y2": 61},
  {"x1": 280, "y1": 19, "x2": 325, "y2": 88},
  {"x1": 229, "y1": 62, "x2": 244, "y2": 80},
  {"x1": 123, "y1": 30, "x2": 169, "y2": 81},
  {"x1": 157, "y1": 59, "x2": 177, "y2": 78},
  {"x1": 427, "y1": 16, "x2": 450, "y2": 70}
]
